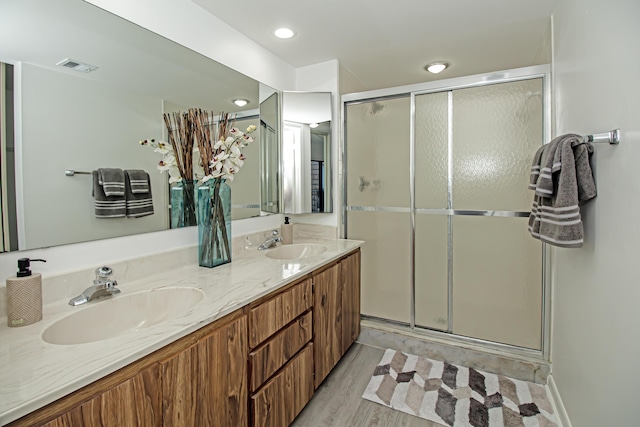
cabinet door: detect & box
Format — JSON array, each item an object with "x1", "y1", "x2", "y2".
[
  {"x1": 313, "y1": 263, "x2": 342, "y2": 389},
  {"x1": 42, "y1": 365, "x2": 161, "y2": 427},
  {"x1": 161, "y1": 315, "x2": 248, "y2": 427},
  {"x1": 341, "y1": 250, "x2": 361, "y2": 354}
]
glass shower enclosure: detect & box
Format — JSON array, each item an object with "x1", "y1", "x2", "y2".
[{"x1": 344, "y1": 66, "x2": 549, "y2": 355}]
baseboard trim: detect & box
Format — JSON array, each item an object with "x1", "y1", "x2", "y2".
[{"x1": 547, "y1": 375, "x2": 572, "y2": 427}]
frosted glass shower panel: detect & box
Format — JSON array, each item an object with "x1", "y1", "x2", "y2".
[
  {"x1": 452, "y1": 79, "x2": 543, "y2": 212},
  {"x1": 452, "y1": 216, "x2": 543, "y2": 349},
  {"x1": 414, "y1": 214, "x2": 449, "y2": 330},
  {"x1": 348, "y1": 211, "x2": 411, "y2": 323},
  {"x1": 346, "y1": 97, "x2": 411, "y2": 208},
  {"x1": 415, "y1": 92, "x2": 448, "y2": 208}
]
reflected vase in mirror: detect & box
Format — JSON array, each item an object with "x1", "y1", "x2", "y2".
[
  {"x1": 170, "y1": 180, "x2": 198, "y2": 228},
  {"x1": 197, "y1": 179, "x2": 231, "y2": 268}
]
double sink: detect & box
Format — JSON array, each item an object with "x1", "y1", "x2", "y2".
[{"x1": 41, "y1": 243, "x2": 327, "y2": 345}]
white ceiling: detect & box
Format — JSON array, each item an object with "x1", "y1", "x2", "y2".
[{"x1": 193, "y1": 0, "x2": 559, "y2": 90}]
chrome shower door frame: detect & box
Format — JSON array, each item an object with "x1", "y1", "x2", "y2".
[{"x1": 342, "y1": 65, "x2": 552, "y2": 361}]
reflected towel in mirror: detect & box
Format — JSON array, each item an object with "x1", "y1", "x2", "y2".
[
  {"x1": 97, "y1": 168, "x2": 125, "y2": 196},
  {"x1": 125, "y1": 170, "x2": 154, "y2": 218},
  {"x1": 92, "y1": 170, "x2": 126, "y2": 218},
  {"x1": 125, "y1": 169, "x2": 150, "y2": 194}
]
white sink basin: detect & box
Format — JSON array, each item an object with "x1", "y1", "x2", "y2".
[
  {"x1": 265, "y1": 243, "x2": 328, "y2": 260},
  {"x1": 42, "y1": 287, "x2": 204, "y2": 345}
]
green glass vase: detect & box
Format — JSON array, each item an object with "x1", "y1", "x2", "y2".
[
  {"x1": 197, "y1": 178, "x2": 231, "y2": 268},
  {"x1": 170, "y1": 179, "x2": 197, "y2": 228}
]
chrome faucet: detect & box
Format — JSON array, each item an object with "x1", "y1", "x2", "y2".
[
  {"x1": 69, "y1": 266, "x2": 121, "y2": 306},
  {"x1": 258, "y1": 230, "x2": 282, "y2": 250}
]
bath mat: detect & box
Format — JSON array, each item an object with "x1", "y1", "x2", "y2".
[{"x1": 362, "y1": 349, "x2": 558, "y2": 427}]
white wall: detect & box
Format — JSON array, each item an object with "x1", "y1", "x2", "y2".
[
  {"x1": 551, "y1": 0, "x2": 640, "y2": 425},
  {"x1": 0, "y1": 1, "x2": 294, "y2": 277},
  {"x1": 18, "y1": 63, "x2": 167, "y2": 249}
]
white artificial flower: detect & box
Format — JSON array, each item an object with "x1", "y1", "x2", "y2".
[
  {"x1": 229, "y1": 153, "x2": 245, "y2": 169},
  {"x1": 157, "y1": 160, "x2": 171, "y2": 172},
  {"x1": 230, "y1": 144, "x2": 241, "y2": 157},
  {"x1": 214, "y1": 139, "x2": 225, "y2": 150},
  {"x1": 154, "y1": 141, "x2": 171, "y2": 155}
]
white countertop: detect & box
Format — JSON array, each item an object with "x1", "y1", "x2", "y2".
[{"x1": 0, "y1": 238, "x2": 362, "y2": 424}]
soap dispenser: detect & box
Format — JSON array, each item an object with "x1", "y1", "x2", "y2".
[
  {"x1": 6, "y1": 258, "x2": 46, "y2": 327},
  {"x1": 281, "y1": 216, "x2": 293, "y2": 245}
]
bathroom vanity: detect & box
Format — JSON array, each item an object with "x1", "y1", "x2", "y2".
[{"x1": 0, "y1": 238, "x2": 361, "y2": 426}]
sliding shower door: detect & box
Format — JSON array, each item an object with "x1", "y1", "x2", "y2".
[
  {"x1": 346, "y1": 69, "x2": 547, "y2": 351},
  {"x1": 448, "y1": 81, "x2": 543, "y2": 349},
  {"x1": 346, "y1": 97, "x2": 411, "y2": 323}
]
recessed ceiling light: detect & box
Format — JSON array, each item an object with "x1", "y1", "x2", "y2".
[
  {"x1": 425, "y1": 62, "x2": 449, "y2": 74},
  {"x1": 274, "y1": 28, "x2": 295, "y2": 39},
  {"x1": 309, "y1": 123, "x2": 319, "y2": 128},
  {"x1": 233, "y1": 99, "x2": 249, "y2": 107}
]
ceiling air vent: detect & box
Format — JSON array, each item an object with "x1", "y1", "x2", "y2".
[{"x1": 56, "y1": 58, "x2": 98, "y2": 73}]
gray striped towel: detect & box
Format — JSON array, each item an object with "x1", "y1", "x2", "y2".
[
  {"x1": 93, "y1": 170, "x2": 126, "y2": 218},
  {"x1": 98, "y1": 168, "x2": 125, "y2": 196},
  {"x1": 126, "y1": 169, "x2": 150, "y2": 194},
  {"x1": 528, "y1": 134, "x2": 596, "y2": 248},
  {"x1": 125, "y1": 170, "x2": 154, "y2": 218}
]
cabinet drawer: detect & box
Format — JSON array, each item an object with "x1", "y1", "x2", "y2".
[
  {"x1": 249, "y1": 278, "x2": 312, "y2": 348},
  {"x1": 250, "y1": 311, "x2": 312, "y2": 392},
  {"x1": 251, "y1": 343, "x2": 314, "y2": 427}
]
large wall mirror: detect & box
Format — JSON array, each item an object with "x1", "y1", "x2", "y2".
[
  {"x1": 281, "y1": 92, "x2": 332, "y2": 214},
  {"x1": 0, "y1": 0, "x2": 278, "y2": 252}
]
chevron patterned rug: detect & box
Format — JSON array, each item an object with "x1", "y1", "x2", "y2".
[{"x1": 362, "y1": 349, "x2": 558, "y2": 427}]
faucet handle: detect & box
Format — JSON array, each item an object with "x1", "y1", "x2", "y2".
[
  {"x1": 95, "y1": 266, "x2": 113, "y2": 279},
  {"x1": 271, "y1": 230, "x2": 280, "y2": 236}
]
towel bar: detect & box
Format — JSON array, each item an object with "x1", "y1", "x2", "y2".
[
  {"x1": 65, "y1": 169, "x2": 91, "y2": 176},
  {"x1": 583, "y1": 129, "x2": 620, "y2": 145}
]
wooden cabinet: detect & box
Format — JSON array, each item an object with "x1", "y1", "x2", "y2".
[
  {"x1": 42, "y1": 366, "x2": 161, "y2": 427},
  {"x1": 161, "y1": 314, "x2": 248, "y2": 427},
  {"x1": 251, "y1": 344, "x2": 314, "y2": 427},
  {"x1": 11, "y1": 247, "x2": 361, "y2": 427},
  {"x1": 313, "y1": 249, "x2": 361, "y2": 388},
  {"x1": 248, "y1": 278, "x2": 315, "y2": 427},
  {"x1": 10, "y1": 310, "x2": 248, "y2": 427}
]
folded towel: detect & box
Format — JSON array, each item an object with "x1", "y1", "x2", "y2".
[
  {"x1": 125, "y1": 170, "x2": 154, "y2": 218},
  {"x1": 528, "y1": 135, "x2": 596, "y2": 248},
  {"x1": 93, "y1": 170, "x2": 126, "y2": 218},
  {"x1": 125, "y1": 169, "x2": 150, "y2": 194},
  {"x1": 98, "y1": 168, "x2": 125, "y2": 196}
]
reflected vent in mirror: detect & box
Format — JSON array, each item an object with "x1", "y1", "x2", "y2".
[{"x1": 56, "y1": 58, "x2": 98, "y2": 73}]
